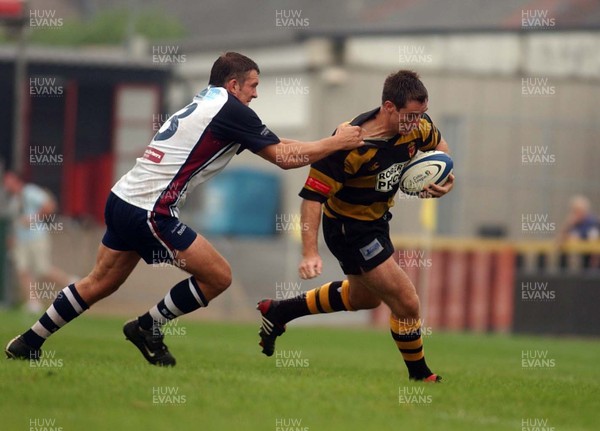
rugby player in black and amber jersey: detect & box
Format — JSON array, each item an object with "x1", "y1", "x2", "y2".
[{"x1": 258, "y1": 70, "x2": 454, "y2": 382}]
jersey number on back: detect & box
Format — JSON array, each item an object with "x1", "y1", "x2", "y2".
[{"x1": 153, "y1": 103, "x2": 198, "y2": 142}]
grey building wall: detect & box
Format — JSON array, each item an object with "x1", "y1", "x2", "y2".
[{"x1": 175, "y1": 32, "x2": 600, "y2": 242}]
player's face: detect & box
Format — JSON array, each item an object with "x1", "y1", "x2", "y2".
[
  {"x1": 396, "y1": 99, "x2": 428, "y2": 135},
  {"x1": 235, "y1": 70, "x2": 260, "y2": 106}
]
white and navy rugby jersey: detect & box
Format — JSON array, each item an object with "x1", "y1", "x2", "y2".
[{"x1": 112, "y1": 86, "x2": 280, "y2": 217}]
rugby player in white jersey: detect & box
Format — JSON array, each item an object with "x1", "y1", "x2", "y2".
[{"x1": 5, "y1": 52, "x2": 364, "y2": 366}]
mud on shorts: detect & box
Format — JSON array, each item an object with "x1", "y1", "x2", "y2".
[
  {"x1": 322, "y1": 212, "x2": 394, "y2": 275},
  {"x1": 101, "y1": 192, "x2": 197, "y2": 264}
]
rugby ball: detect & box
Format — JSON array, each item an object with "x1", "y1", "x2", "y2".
[{"x1": 399, "y1": 151, "x2": 453, "y2": 194}]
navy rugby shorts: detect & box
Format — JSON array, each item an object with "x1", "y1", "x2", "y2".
[{"x1": 101, "y1": 192, "x2": 197, "y2": 264}]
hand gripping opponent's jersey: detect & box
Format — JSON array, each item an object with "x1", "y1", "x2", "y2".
[
  {"x1": 112, "y1": 86, "x2": 279, "y2": 217},
  {"x1": 299, "y1": 107, "x2": 442, "y2": 221}
]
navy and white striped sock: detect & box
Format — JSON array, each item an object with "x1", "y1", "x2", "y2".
[
  {"x1": 138, "y1": 277, "x2": 208, "y2": 331},
  {"x1": 21, "y1": 284, "x2": 89, "y2": 349}
]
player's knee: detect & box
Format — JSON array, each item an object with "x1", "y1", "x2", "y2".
[
  {"x1": 370, "y1": 297, "x2": 383, "y2": 309},
  {"x1": 349, "y1": 285, "x2": 382, "y2": 309},
  {"x1": 351, "y1": 296, "x2": 381, "y2": 310},
  {"x1": 403, "y1": 294, "x2": 420, "y2": 320},
  {"x1": 212, "y1": 264, "x2": 232, "y2": 293},
  {"x1": 365, "y1": 298, "x2": 382, "y2": 309}
]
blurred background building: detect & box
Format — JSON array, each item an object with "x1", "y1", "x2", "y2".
[{"x1": 1, "y1": 0, "x2": 599, "y2": 333}]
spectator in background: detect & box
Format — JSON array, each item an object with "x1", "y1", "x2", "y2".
[
  {"x1": 3, "y1": 171, "x2": 76, "y2": 312},
  {"x1": 558, "y1": 195, "x2": 600, "y2": 269}
]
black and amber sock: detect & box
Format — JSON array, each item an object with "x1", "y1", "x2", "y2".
[
  {"x1": 273, "y1": 280, "x2": 354, "y2": 325},
  {"x1": 390, "y1": 315, "x2": 432, "y2": 379}
]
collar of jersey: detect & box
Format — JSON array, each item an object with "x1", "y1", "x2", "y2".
[{"x1": 350, "y1": 107, "x2": 400, "y2": 148}]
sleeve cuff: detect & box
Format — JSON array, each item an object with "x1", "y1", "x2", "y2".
[{"x1": 299, "y1": 189, "x2": 328, "y2": 203}]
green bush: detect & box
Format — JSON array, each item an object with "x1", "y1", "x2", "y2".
[{"x1": 26, "y1": 8, "x2": 186, "y2": 46}]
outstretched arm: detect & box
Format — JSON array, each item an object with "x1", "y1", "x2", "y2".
[{"x1": 257, "y1": 123, "x2": 363, "y2": 170}]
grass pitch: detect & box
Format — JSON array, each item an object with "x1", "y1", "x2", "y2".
[{"x1": 0, "y1": 310, "x2": 598, "y2": 431}]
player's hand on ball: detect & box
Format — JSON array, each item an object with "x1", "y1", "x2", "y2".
[
  {"x1": 420, "y1": 173, "x2": 455, "y2": 198},
  {"x1": 299, "y1": 254, "x2": 323, "y2": 280}
]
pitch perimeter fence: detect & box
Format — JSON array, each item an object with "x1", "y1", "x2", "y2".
[{"x1": 373, "y1": 237, "x2": 600, "y2": 337}]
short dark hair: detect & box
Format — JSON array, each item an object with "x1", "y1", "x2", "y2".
[
  {"x1": 208, "y1": 52, "x2": 260, "y2": 87},
  {"x1": 382, "y1": 70, "x2": 428, "y2": 109}
]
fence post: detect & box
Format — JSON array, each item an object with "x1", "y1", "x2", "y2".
[
  {"x1": 491, "y1": 248, "x2": 516, "y2": 332},
  {"x1": 445, "y1": 250, "x2": 469, "y2": 330},
  {"x1": 468, "y1": 250, "x2": 493, "y2": 332}
]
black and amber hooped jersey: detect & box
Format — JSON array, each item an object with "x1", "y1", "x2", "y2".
[{"x1": 299, "y1": 107, "x2": 442, "y2": 221}]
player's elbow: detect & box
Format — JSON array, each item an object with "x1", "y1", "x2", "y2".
[
  {"x1": 276, "y1": 161, "x2": 294, "y2": 170},
  {"x1": 274, "y1": 159, "x2": 301, "y2": 170}
]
